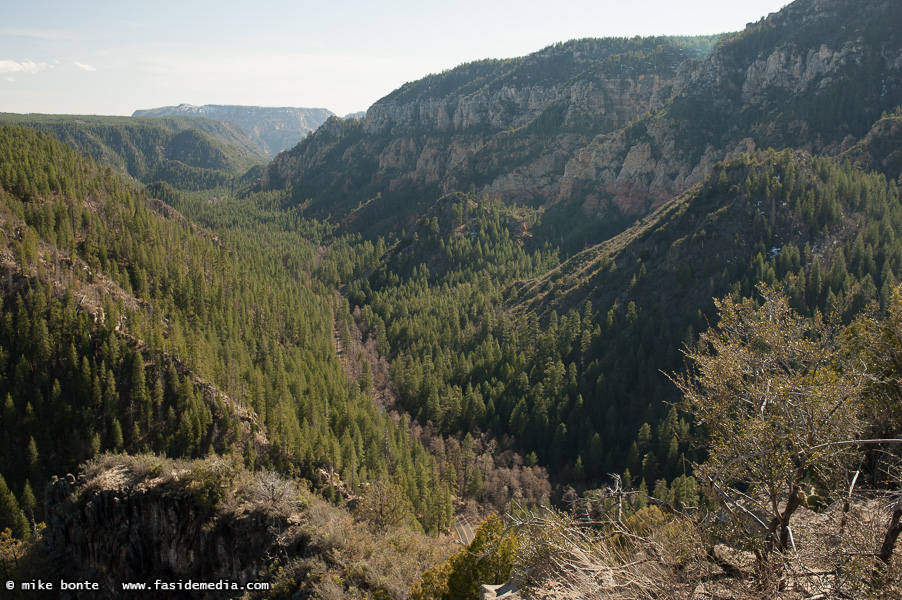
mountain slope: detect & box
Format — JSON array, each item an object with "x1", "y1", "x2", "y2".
[
  {"x1": 557, "y1": 0, "x2": 902, "y2": 221},
  {"x1": 235, "y1": 0, "x2": 902, "y2": 490},
  {"x1": 260, "y1": 0, "x2": 902, "y2": 253},
  {"x1": 0, "y1": 113, "x2": 267, "y2": 189},
  {"x1": 843, "y1": 107, "x2": 902, "y2": 181},
  {"x1": 133, "y1": 104, "x2": 335, "y2": 157},
  {"x1": 331, "y1": 144, "x2": 902, "y2": 491},
  {"x1": 499, "y1": 147, "x2": 899, "y2": 477},
  {"x1": 260, "y1": 36, "x2": 719, "y2": 232},
  {"x1": 0, "y1": 125, "x2": 453, "y2": 538}
]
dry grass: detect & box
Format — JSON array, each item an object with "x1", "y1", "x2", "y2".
[
  {"x1": 259, "y1": 494, "x2": 456, "y2": 600},
  {"x1": 502, "y1": 499, "x2": 902, "y2": 600}
]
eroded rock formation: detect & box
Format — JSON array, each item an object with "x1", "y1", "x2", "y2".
[{"x1": 43, "y1": 458, "x2": 306, "y2": 599}]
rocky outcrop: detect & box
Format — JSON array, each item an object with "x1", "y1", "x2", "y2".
[
  {"x1": 553, "y1": 0, "x2": 902, "y2": 217},
  {"x1": 364, "y1": 72, "x2": 679, "y2": 137},
  {"x1": 43, "y1": 457, "x2": 306, "y2": 599}
]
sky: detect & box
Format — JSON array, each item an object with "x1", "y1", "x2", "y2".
[{"x1": 1, "y1": 0, "x2": 790, "y2": 118}]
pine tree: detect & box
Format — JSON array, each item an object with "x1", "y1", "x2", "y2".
[
  {"x1": 0, "y1": 475, "x2": 28, "y2": 539},
  {"x1": 19, "y1": 482, "x2": 36, "y2": 524}
]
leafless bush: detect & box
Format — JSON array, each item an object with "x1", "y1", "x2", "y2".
[
  {"x1": 507, "y1": 504, "x2": 711, "y2": 600},
  {"x1": 248, "y1": 469, "x2": 306, "y2": 516},
  {"x1": 254, "y1": 494, "x2": 455, "y2": 600}
]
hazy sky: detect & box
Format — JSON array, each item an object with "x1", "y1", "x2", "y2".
[{"x1": 1, "y1": 0, "x2": 789, "y2": 117}]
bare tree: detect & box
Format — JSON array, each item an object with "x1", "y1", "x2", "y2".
[{"x1": 671, "y1": 285, "x2": 870, "y2": 558}]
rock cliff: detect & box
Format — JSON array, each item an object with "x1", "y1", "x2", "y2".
[
  {"x1": 43, "y1": 456, "x2": 306, "y2": 599},
  {"x1": 41, "y1": 454, "x2": 457, "y2": 600},
  {"x1": 263, "y1": 0, "x2": 902, "y2": 243},
  {"x1": 262, "y1": 37, "x2": 716, "y2": 226},
  {"x1": 556, "y1": 0, "x2": 902, "y2": 217}
]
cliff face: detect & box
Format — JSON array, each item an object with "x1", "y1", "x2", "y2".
[
  {"x1": 558, "y1": 0, "x2": 902, "y2": 217},
  {"x1": 41, "y1": 455, "x2": 457, "y2": 600},
  {"x1": 363, "y1": 69, "x2": 679, "y2": 137},
  {"x1": 362, "y1": 71, "x2": 679, "y2": 196},
  {"x1": 264, "y1": 0, "x2": 902, "y2": 240},
  {"x1": 439, "y1": 72, "x2": 682, "y2": 205},
  {"x1": 263, "y1": 37, "x2": 715, "y2": 225},
  {"x1": 43, "y1": 457, "x2": 306, "y2": 599}
]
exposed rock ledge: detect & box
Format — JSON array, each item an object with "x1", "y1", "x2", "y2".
[
  {"x1": 480, "y1": 577, "x2": 521, "y2": 599},
  {"x1": 43, "y1": 455, "x2": 307, "y2": 599}
]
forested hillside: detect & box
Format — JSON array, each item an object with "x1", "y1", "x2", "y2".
[
  {"x1": 238, "y1": 0, "x2": 902, "y2": 498},
  {"x1": 296, "y1": 148, "x2": 898, "y2": 498},
  {"x1": 0, "y1": 114, "x2": 267, "y2": 190},
  {"x1": 0, "y1": 126, "x2": 454, "y2": 565}
]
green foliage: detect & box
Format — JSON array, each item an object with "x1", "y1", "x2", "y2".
[
  {"x1": 673, "y1": 285, "x2": 869, "y2": 553},
  {"x1": 0, "y1": 114, "x2": 266, "y2": 190},
  {"x1": 410, "y1": 514, "x2": 519, "y2": 600},
  {"x1": 0, "y1": 125, "x2": 452, "y2": 532},
  {"x1": 186, "y1": 455, "x2": 242, "y2": 512},
  {"x1": 0, "y1": 526, "x2": 47, "y2": 595},
  {"x1": 355, "y1": 479, "x2": 418, "y2": 532},
  {"x1": 497, "y1": 150, "x2": 902, "y2": 488},
  {"x1": 336, "y1": 149, "x2": 902, "y2": 494},
  {"x1": 0, "y1": 476, "x2": 28, "y2": 540}
]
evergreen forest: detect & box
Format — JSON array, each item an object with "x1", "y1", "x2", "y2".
[{"x1": 3, "y1": 0, "x2": 902, "y2": 597}]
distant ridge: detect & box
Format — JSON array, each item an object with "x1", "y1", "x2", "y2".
[
  {"x1": 0, "y1": 112, "x2": 267, "y2": 188},
  {"x1": 133, "y1": 103, "x2": 335, "y2": 157},
  {"x1": 262, "y1": 0, "x2": 902, "y2": 249}
]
